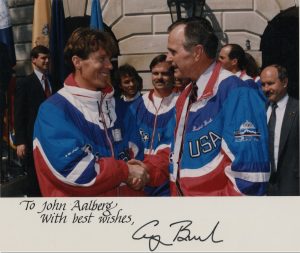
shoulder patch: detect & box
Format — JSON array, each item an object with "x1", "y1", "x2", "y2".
[{"x1": 234, "y1": 120, "x2": 261, "y2": 142}]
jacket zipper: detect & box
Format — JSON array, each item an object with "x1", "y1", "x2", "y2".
[
  {"x1": 149, "y1": 97, "x2": 164, "y2": 154},
  {"x1": 97, "y1": 95, "x2": 115, "y2": 158}
]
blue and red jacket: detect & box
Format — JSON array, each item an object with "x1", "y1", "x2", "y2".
[
  {"x1": 128, "y1": 90, "x2": 179, "y2": 195},
  {"x1": 146, "y1": 62, "x2": 270, "y2": 196},
  {"x1": 33, "y1": 74, "x2": 144, "y2": 197}
]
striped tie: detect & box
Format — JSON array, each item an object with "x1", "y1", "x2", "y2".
[
  {"x1": 268, "y1": 103, "x2": 278, "y2": 179},
  {"x1": 42, "y1": 75, "x2": 51, "y2": 98},
  {"x1": 189, "y1": 82, "x2": 198, "y2": 105}
]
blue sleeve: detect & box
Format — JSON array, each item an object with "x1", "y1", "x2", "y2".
[
  {"x1": 33, "y1": 100, "x2": 99, "y2": 185},
  {"x1": 221, "y1": 86, "x2": 270, "y2": 195}
]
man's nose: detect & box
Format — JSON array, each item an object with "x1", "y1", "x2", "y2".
[
  {"x1": 262, "y1": 85, "x2": 270, "y2": 92},
  {"x1": 105, "y1": 60, "x2": 113, "y2": 70},
  {"x1": 128, "y1": 81, "x2": 134, "y2": 87},
  {"x1": 166, "y1": 52, "x2": 172, "y2": 62},
  {"x1": 157, "y1": 73, "x2": 164, "y2": 79}
]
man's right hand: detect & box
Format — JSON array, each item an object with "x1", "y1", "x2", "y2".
[
  {"x1": 126, "y1": 163, "x2": 149, "y2": 191},
  {"x1": 16, "y1": 144, "x2": 26, "y2": 159}
]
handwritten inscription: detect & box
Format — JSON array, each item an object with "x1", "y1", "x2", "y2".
[
  {"x1": 132, "y1": 219, "x2": 223, "y2": 251},
  {"x1": 19, "y1": 199, "x2": 131, "y2": 224},
  {"x1": 18, "y1": 199, "x2": 224, "y2": 251}
]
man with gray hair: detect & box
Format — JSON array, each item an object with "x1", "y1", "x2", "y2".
[
  {"x1": 165, "y1": 19, "x2": 270, "y2": 196},
  {"x1": 131, "y1": 18, "x2": 270, "y2": 196}
]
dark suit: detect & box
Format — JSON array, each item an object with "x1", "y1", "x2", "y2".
[
  {"x1": 268, "y1": 97, "x2": 299, "y2": 195},
  {"x1": 14, "y1": 72, "x2": 53, "y2": 196}
]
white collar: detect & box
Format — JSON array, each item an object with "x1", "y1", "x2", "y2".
[
  {"x1": 121, "y1": 91, "x2": 141, "y2": 102},
  {"x1": 63, "y1": 84, "x2": 104, "y2": 101},
  {"x1": 275, "y1": 94, "x2": 289, "y2": 109},
  {"x1": 196, "y1": 62, "x2": 216, "y2": 97},
  {"x1": 34, "y1": 69, "x2": 45, "y2": 81}
]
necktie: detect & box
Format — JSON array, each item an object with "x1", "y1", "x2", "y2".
[
  {"x1": 268, "y1": 103, "x2": 278, "y2": 174},
  {"x1": 189, "y1": 82, "x2": 198, "y2": 105},
  {"x1": 42, "y1": 75, "x2": 51, "y2": 98}
]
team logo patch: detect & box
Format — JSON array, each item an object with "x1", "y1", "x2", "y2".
[
  {"x1": 118, "y1": 149, "x2": 130, "y2": 161},
  {"x1": 234, "y1": 120, "x2": 261, "y2": 142},
  {"x1": 112, "y1": 128, "x2": 122, "y2": 142},
  {"x1": 139, "y1": 129, "x2": 149, "y2": 142}
]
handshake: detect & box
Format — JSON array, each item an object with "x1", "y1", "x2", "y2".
[{"x1": 126, "y1": 159, "x2": 150, "y2": 191}]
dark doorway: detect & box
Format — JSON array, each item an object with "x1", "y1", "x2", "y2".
[{"x1": 260, "y1": 7, "x2": 299, "y2": 99}]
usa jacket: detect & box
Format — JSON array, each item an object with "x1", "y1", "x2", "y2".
[
  {"x1": 33, "y1": 74, "x2": 144, "y2": 197},
  {"x1": 128, "y1": 90, "x2": 179, "y2": 195},
  {"x1": 146, "y1": 62, "x2": 270, "y2": 196}
]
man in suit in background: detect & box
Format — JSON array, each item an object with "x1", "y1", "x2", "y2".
[
  {"x1": 260, "y1": 64, "x2": 299, "y2": 195},
  {"x1": 14, "y1": 45, "x2": 53, "y2": 196}
]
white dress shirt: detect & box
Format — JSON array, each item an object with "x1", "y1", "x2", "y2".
[
  {"x1": 34, "y1": 69, "x2": 52, "y2": 93},
  {"x1": 267, "y1": 94, "x2": 288, "y2": 171},
  {"x1": 196, "y1": 62, "x2": 216, "y2": 98}
]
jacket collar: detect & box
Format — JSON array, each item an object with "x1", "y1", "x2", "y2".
[{"x1": 64, "y1": 73, "x2": 114, "y2": 99}]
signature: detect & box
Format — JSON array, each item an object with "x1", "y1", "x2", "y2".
[
  {"x1": 192, "y1": 118, "x2": 213, "y2": 131},
  {"x1": 132, "y1": 219, "x2": 223, "y2": 251}
]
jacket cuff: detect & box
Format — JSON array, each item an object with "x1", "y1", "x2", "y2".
[{"x1": 115, "y1": 159, "x2": 129, "y2": 183}]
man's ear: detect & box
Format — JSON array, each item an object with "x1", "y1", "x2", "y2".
[
  {"x1": 232, "y1": 58, "x2": 238, "y2": 67},
  {"x1": 193, "y1": 44, "x2": 204, "y2": 61},
  {"x1": 283, "y1": 78, "x2": 288, "y2": 88},
  {"x1": 72, "y1": 55, "x2": 81, "y2": 71},
  {"x1": 32, "y1": 57, "x2": 37, "y2": 65}
]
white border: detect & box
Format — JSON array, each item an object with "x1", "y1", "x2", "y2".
[{"x1": 0, "y1": 197, "x2": 300, "y2": 252}]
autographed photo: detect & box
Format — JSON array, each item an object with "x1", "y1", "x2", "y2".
[{"x1": 0, "y1": 0, "x2": 299, "y2": 252}]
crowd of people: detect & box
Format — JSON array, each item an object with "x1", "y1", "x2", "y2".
[{"x1": 1, "y1": 17, "x2": 299, "y2": 197}]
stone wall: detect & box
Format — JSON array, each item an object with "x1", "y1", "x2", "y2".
[
  {"x1": 100, "y1": 0, "x2": 298, "y2": 89},
  {"x1": 8, "y1": 0, "x2": 34, "y2": 77},
  {"x1": 8, "y1": 0, "x2": 299, "y2": 88}
]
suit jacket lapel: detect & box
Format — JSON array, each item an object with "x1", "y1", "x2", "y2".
[
  {"x1": 278, "y1": 97, "x2": 297, "y2": 159},
  {"x1": 32, "y1": 72, "x2": 47, "y2": 98}
]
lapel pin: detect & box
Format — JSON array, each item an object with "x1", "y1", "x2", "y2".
[{"x1": 289, "y1": 112, "x2": 295, "y2": 116}]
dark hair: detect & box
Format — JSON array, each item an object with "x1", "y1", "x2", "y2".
[
  {"x1": 244, "y1": 52, "x2": 260, "y2": 78},
  {"x1": 114, "y1": 64, "x2": 143, "y2": 91},
  {"x1": 30, "y1": 45, "x2": 50, "y2": 59},
  {"x1": 168, "y1": 18, "x2": 218, "y2": 59},
  {"x1": 269, "y1": 64, "x2": 288, "y2": 81},
  {"x1": 149, "y1": 54, "x2": 174, "y2": 76},
  {"x1": 64, "y1": 27, "x2": 117, "y2": 72},
  {"x1": 223, "y1": 43, "x2": 246, "y2": 70},
  {"x1": 149, "y1": 54, "x2": 167, "y2": 71}
]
